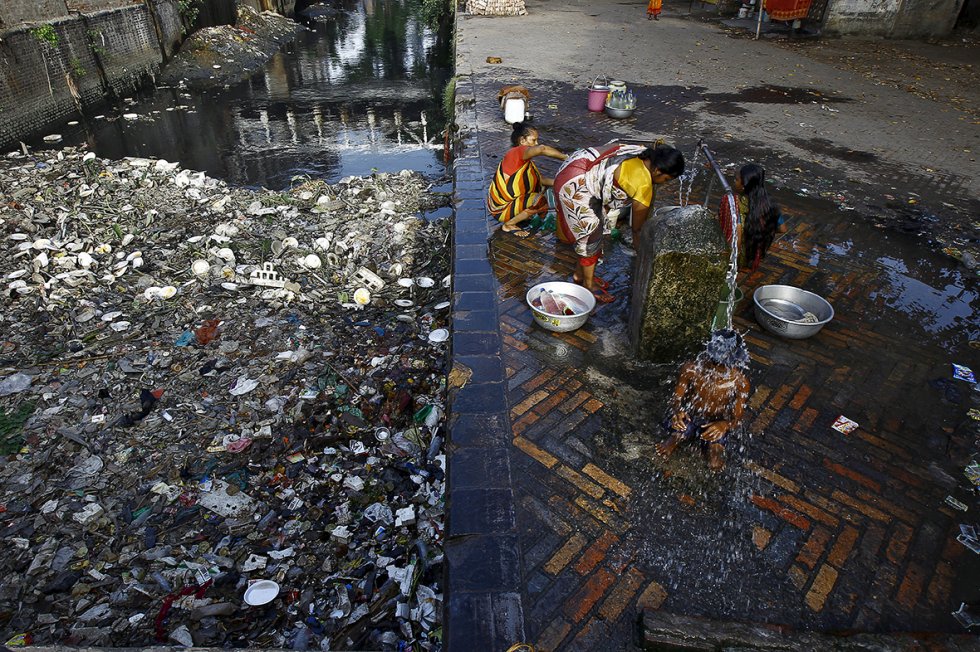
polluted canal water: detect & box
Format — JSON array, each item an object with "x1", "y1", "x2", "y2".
[
  {"x1": 43, "y1": 0, "x2": 454, "y2": 191},
  {"x1": 0, "y1": 2, "x2": 454, "y2": 650}
]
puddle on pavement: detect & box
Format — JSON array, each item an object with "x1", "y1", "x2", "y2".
[
  {"x1": 786, "y1": 137, "x2": 878, "y2": 164},
  {"x1": 32, "y1": 0, "x2": 452, "y2": 190},
  {"x1": 704, "y1": 84, "x2": 852, "y2": 106},
  {"x1": 699, "y1": 85, "x2": 852, "y2": 116}
]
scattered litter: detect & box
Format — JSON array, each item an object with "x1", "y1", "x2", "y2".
[
  {"x1": 957, "y1": 524, "x2": 980, "y2": 554},
  {"x1": 0, "y1": 146, "x2": 451, "y2": 649},
  {"x1": 952, "y1": 364, "x2": 976, "y2": 383},
  {"x1": 952, "y1": 602, "x2": 980, "y2": 629},
  {"x1": 945, "y1": 496, "x2": 969, "y2": 511},
  {"x1": 965, "y1": 462, "x2": 980, "y2": 486},
  {"x1": 831, "y1": 415, "x2": 859, "y2": 435},
  {"x1": 243, "y1": 579, "x2": 280, "y2": 606}
]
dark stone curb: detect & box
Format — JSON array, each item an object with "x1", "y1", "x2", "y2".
[
  {"x1": 444, "y1": 68, "x2": 528, "y2": 650},
  {"x1": 642, "y1": 611, "x2": 980, "y2": 651}
]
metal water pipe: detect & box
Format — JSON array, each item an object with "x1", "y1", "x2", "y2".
[{"x1": 698, "y1": 140, "x2": 738, "y2": 226}]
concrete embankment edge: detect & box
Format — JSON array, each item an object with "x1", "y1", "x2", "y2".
[{"x1": 444, "y1": 38, "x2": 529, "y2": 652}]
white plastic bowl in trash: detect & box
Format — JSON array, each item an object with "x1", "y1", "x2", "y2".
[
  {"x1": 244, "y1": 580, "x2": 280, "y2": 606},
  {"x1": 526, "y1": 281, "x2": 596, "y2": 333}
]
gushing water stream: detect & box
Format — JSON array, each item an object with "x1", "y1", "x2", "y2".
[
  {"x1": 700, "y1": 141, "x2": 740, "y2": 330},
  {"x1": 677, "y1": 147, "x2": 701, "y2": 208}
]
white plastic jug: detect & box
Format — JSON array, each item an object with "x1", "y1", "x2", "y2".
[{"x1": 503, "y1": 97, "x2": 526, "y2": 124}]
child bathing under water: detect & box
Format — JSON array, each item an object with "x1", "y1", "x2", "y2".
[{"x1": 656, "y1": 329, "x2": 751, "y2": 472}]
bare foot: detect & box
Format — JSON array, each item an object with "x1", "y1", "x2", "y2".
[
  {"x1": 656, "y1": 434, "x2": 682, "y2": 459},
  {"x1": 707, "y1": 443, "x2": 725, "y2": 472},
  {"x1": 501, "y1": 226, "x2": 532, "y2": 238}
]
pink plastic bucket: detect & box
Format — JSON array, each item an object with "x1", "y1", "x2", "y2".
[{"x1": 588, "y1": 85, "x2": 608, "y2": 112}]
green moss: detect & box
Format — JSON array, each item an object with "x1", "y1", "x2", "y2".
[
  {"x1": 442, "y1": 77, "x2": 456, "y2": 124},
  {"x1": 30, "y1": 24, "x2": 59, "y2": 47},
  {"x1": 631, "y1": 206, "x2": 728, "y2": 363}
]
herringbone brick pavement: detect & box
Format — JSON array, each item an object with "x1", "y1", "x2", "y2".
[{"x1": 488, "y1": 200, "x2": 978, "y2": 649}]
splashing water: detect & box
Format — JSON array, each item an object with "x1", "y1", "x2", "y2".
[
  {"x1": 698, "y1": 141, "x2": 740, "y2": 330},
  {"x1": 676, "y1": 147, "x2": 702, "y2": 207},
  {"x1": 720, "y1": 190, "x2": 740, "y2": 330}
]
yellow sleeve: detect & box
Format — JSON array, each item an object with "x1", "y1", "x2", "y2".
[{"x1": 617, "y1": 158, "x2": 653, "y2": 206}]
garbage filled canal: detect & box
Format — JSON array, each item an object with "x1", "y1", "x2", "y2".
[
  {"x1": 43, "y1": 0, "x2": 453, "y2": 190},
  {"x1": 0, "y1": 2, "x2": 455, "y2": 649}
]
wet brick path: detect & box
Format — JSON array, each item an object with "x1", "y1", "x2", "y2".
[
  {"x1": 448, "y1": 69, "x2": 980, "y2": 652},
  {"x1": 490, "y1": 203, "x2": 979, "y2": 649}
]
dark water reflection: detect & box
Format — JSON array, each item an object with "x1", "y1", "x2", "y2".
[{"x1": 51, "y1": 0, "x2": 451, "y2": 190}]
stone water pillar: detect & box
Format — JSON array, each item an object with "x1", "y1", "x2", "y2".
[{"x1": 629, "y1": 205, "x2": 728, "y2": 363}]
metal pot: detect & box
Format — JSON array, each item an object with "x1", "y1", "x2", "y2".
[
  {"x1": 526, "y1": 281, "x2": 596, "y2": 332},
  {"x1": 753, "y1": 284, "x2": 834, "y2": 339},
  {"x1": 604, "y1": 105, "x2": 635, "y2": 119}
]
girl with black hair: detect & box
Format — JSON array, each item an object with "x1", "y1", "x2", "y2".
[
  {"x1": 718, "y1": 163, "x2": 786, "y2": 273},
  {"x1": 487, "y1": 123, "x2": 567, "y2": 238},
  {"x1": 554, "y1": 142, "x2": 685, "y2": 301}
]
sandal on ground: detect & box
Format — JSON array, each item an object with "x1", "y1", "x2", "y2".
[
  {"x1": 572, "y1": 275, "x2": 609, "y2": 290},
  {"x1": 591, "y1": 286, "x2": 616, "y2": 304},
  {"x1": 504, "y1": 228, "x2": 532, "y2": 239}
]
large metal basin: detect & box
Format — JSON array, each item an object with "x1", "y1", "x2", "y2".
[
  {"x1": 753, "y1": 284, "x2": 834, "y2": 339},
  {"x1": 604, "y1": 104, "x2": 635, "y2": 119}
]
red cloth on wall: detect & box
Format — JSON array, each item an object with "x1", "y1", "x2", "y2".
[{"x1": 764, "y1": 0, "x2": 811, "y2": 21}]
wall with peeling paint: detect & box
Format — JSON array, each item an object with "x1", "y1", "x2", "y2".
[{"x1": 823, "y1": 0, "x2": 965, "y2": 37}]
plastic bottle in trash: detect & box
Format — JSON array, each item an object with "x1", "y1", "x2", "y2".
[
  {"x1": 426, "y1": 435, "x2": 442, "y2": 461},
  {"x1": 548, "y1": 290, "x2": 575, "y2": 316}
]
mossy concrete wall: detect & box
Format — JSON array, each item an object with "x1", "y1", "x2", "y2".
[
  {"x1": 0, "y1": 1, "x2": 184, "y2": 150},
  {"x1": 629, "y1": 205, "x2": 728, "y2": 364},
  {"x1": 0, "y1": 0, "x2": 295, "y2": 149}
]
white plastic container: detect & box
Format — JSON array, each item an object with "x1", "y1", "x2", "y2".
[
  {"x1": 503, "y1": 97, "x2": 526, "y2": 124},
  {"x1": 526, "y1": 281, "x2": 596, "y2": 332}
]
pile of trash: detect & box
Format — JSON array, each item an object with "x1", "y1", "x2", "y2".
[
  {"x1": 159, "y1": 6, "x2": 302, "y2": 89},
  {"x1": 298, "y1": 3, "x2": 343, "y2": 22},
  {"x1": 0, "y1": 145, "x2": 451, "y2": 650}
]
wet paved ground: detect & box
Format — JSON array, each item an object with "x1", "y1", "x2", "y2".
[{"x1": 449, "y1": 4, "x2": 980, "y2": 650}]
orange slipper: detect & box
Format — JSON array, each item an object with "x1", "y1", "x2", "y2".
[{"x1": 591, "y1": 286, "x2": 615, "y2": 304}]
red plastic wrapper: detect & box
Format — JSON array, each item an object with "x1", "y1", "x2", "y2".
[{"x1": 195, "y1": 319, "x2": 221, "y2": 345}]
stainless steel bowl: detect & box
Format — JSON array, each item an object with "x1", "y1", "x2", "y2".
[
  {"x1": 604, "y1": 105, "x2": 635, "y2": 119},
  {"x1": 753, "y1": 284, "x2": 834, "y2": 339}
]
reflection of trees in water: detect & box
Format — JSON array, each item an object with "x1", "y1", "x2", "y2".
[
  {"x1": 289, "y1": 0, "x2": 452, "y2": 124},
  {"x1": 74, "y1": 0, "x2": 451, "y2": 189}
]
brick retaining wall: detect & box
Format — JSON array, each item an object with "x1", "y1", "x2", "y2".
[{"x1": 0, "y1": 1, "x2": 183, "y2": 149}]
